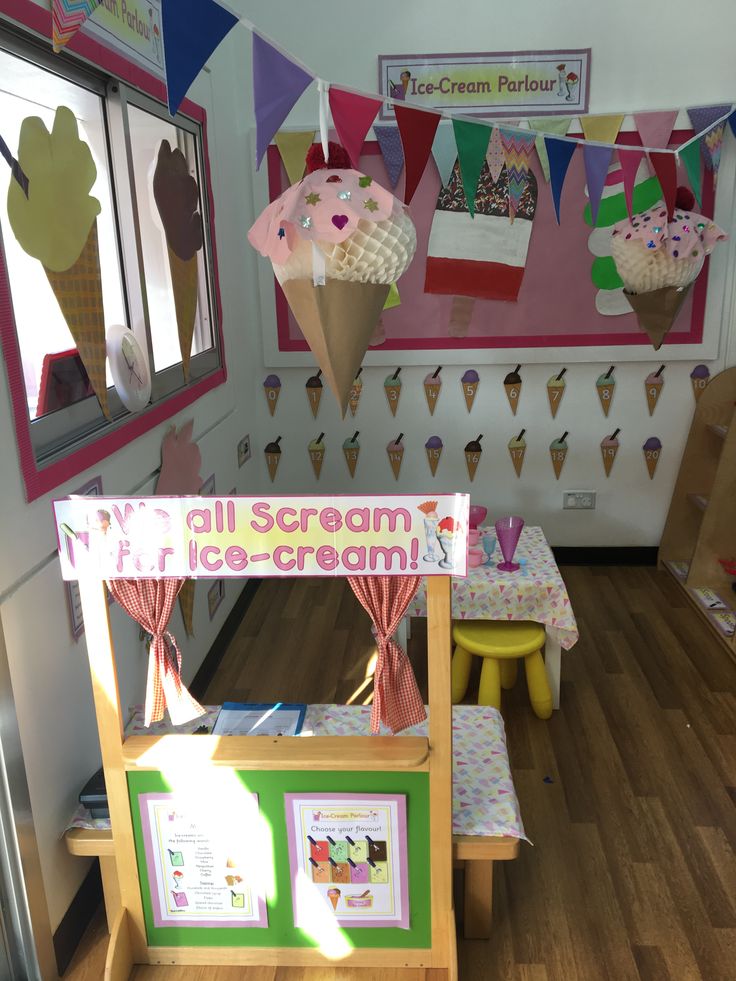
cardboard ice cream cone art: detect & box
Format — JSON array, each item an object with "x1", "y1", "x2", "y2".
[
  {"x1": 508, "y1": 429, "x2": 527, "y2": 478},
  {"x1": 309, "y1": 433, "x2": 325, "y2": 479},
  {"x1": 690, "y1": 364, "x2": 710, "y2": 401},
  {"x1": 550, "y1": 432, "x2": 568, "y2": 479},
  {"x1": 623, "y1": 286, "x2": 691, "y2": 350},
  {"x1": 265, "y1": 437, "x2": 282, "y2": 482},
  {"x1": 348, "y1": 367, "x2": 363, "y2": 416},
  {"x1": 424, "y1": 367, "x2": 442, "y2": 414},
  {"x1": 178, "y1": 579, "x2": 196, "y2": 637},
  {"x1": 504, "y1": 365, "x2": 522, "y2": 415},
  {"x1": 387, "y1": 433, "x2": 404, "y2": 480},
  {"x1": 645, "y1": 366, "x2": 665, "y2": 415},
  {"x1": 643, "y1": 437, "x2": 662, "y2": 479},
  {"x1": 384, "y1": 368, "x2": 402, "y2": 416},
  {"x1": 263, "y1": 374, "x2": 282, "y2": 416},
  {"x1": 425, "y1": 436, "x2": 443, "y2": 476},
  {"x1": 306, "y1": 369, "x2": 323, "y2": 418},
  {"x1": 461, "y1": 370, "x2": 479, "y2": 412},
  {"x1": 464, "y1": 435, "x2": 483, "y2": 481},
  {"x1": 596, "y1": 366, "x2": 616, "y2": 416},
  {"x1": 547, "y1": 368, "x2": 567, "y2": 418},
  {"x1": 343, "y1": 432, "x2": 360, "y2": 478},
  {"x1": 327, "y1": 888, "x2": 341, "y2": 911},
  {"x1": 601, "y1": 429, "x2": 620, "y2": 477}
]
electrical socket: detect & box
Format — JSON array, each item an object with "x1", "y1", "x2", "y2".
[{"x1": 563, "y1": 490, "x2": 596, "y2": 510}]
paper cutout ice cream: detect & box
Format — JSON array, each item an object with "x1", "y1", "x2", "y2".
[
  {"x1": 643, "y1": 436, "x2": 662, "y2": 479},
  {"x1": 7, "y1": 107, "x2": 110, "y2": 417},
  {"x1": 550, "y1": 432, "x2": 568, "y2": 479},
  {"x1": 645, "y1": 366, "x2": 665, "y2": 415},
  {"x1": 610, "y1": 188, "x2": 727, "y2": 349},
  {"x1": 248, "y1": 143, "x2": 417, "y2": 415},
  {"x1": 306, "y1": 369, "x2": 323, "y2": 417},
  {"x1": 424, "y1": 367, "x2": 442, "y2": 414},
  {"x1": 327, "y1": 887, "x2": 341, "y2": 911},
  {"x1": 263, "y1": 374, "x2": 282, "y2": 415},
  {"x1": 387, "y1": 433, "x2": 404, "y2": 480},
  {"x1": 425, "y1": 435, "x2": 443, "y2": 476},
  {"x1": 384, "y1": 368, "x2": 402, "y2": 416},
  {"x1": 596, "y1": 367, "x2": 616, "y2": 416},
  {"x1": 504, "y1": 365, "x2": 522, "y2": 415},
  {"x1": 508, "y1": 429, "x2": 526, "y2": 477},
  {"x1": 343, "y1": 432, "x2": 360, "y2": 477},
  {"x1": 153, "y1": 140, "x2": 204, "y2": 381},
  {"x1": 601, "y1": 428, "x2": 620, "y2": 477},
  {"x1": 348, "y1": 367, "x2": 363, "y2": 416},
  {"x1": 265, "y1": 436, "x2": 282, "y2": 482},
  {"x1": 464, "y1": 435, "x2": 483, "y2": 481},
  {"x1": 461, "y1": 369, "x2": 479, "y2": 412},
  {"x1": 417, "y1": 500, "x2": 440, "y2": 561},
  {"x1": 690, "y1": 364, "x2": 710, "y2": 402},
  {"x1": 547, "y1": 368, "x2": 567, "y2": 418},
  {"x1": 309, "y1": 433, "x2": 325, "y2": 479}
]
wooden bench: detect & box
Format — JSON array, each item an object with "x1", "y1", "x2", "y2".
[{"x1": 65, "y1": 826, "x2": 519, "y2": 940}]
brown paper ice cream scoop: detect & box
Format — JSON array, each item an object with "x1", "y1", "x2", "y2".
[{"x1": 153, "y1": 140, "x2": 203, "y2": 261}]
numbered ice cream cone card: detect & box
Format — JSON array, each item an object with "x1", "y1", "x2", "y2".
[
  {"x1": 348, "y1": 367, "x2": 363, "y2": 417},
  {"x1": 690, "y1": 364, "x2": 710, "y2": 402},
  {"x1": 550, "y1": 432, "x2": 568, "y2": 479},
  {"x1": 601, "y1": 429, "x2": 620, "y2": 477},
  {"x1": 643, "y1": 437, "x2": 662, "y2": 479},
  {"x1": 308, "y1": 433, "x2": 325, "y2": 479},
  {"x1": 596, "y1": 366, "x2": 616, "y2": 416},
  {"x1": 645, "y1": 365, "x2": 664, "y2": 416},
  {"x1": 263, "y1": 374, "x2": 281, "y2": 416},
  {"x1": 387, "y1": 434, "x2": 405, "y2": 480},
  {"x1": 306, "y1": 369, "x2": 323, "y2": 418},
  {"x1": 343, "y1": 432, "x2": 360, "y2": 478},
  {"x1": 504, "y1": 365, "x2": 522, "y2": 415},
  {"x1": 461, "y1": 369, "x2": 479, "y2": 412},
  {"x1": 424, "y1": 367, "x2": 442, "y2": 414},
  {"x1": 547, "y1": 368, "x2": 567, "y2": 418},
  {"x1": 464, "y1": 435, "x2": 483, "y2": 481},
  {"x1": 384, "y1": 368, "x2": 402, "y2": 416},
  {"x1": 508, "y1": 429, "x2": 526, "y2": 477},
  {"x1": 265, "y1": 437, "x2": 282, "y2": 482},
  {"x1": 425, "y1": 436, "x2": 443, "y2": 476}
]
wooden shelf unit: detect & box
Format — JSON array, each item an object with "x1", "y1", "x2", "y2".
[{"x1": 659, "y1": 366, "x2": 736, "y2": 661}]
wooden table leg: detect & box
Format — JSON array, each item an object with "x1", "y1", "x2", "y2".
[
  {"x1": 544, "y1": 630, "x2": 561, "y2": 709},
  {"x1": 463, "y1": 860, "x2": 494, "y2": 939}
]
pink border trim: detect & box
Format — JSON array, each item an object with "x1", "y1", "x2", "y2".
[
  {"x1": 0, "y1": 0, "x2": 227, "y2": 502},
  {"x1": 270, "y1": 133, "x2": 712, "y2": 353}
]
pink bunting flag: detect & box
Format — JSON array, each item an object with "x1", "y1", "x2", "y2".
[
  {"x1": 329, "y1": 89, "x2": 381, "y2": 170},
  {"x1": 649, "y1": 151, "x2": 677, "y2": 220},
  {"x1": 633, "y1": 110, "x2": 678, "y2": 149},
  {"x1": 618, "y1": 148, "x2": 646, "y2": 219},
  {"x1": 486, "y1": 126, "x2": 505, "y2": 183}
]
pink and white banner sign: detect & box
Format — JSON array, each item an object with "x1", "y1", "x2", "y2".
[{"x1": 53, "y1": 494, "x2": 469, "y2": 580}]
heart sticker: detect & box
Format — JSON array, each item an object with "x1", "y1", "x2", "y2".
[{"x1": 332, "y1": 214, "x2": 349, "y2": 230}]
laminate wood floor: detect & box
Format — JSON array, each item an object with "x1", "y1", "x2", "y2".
[{"x1": 63, "y1": 566, "x2": 736, "y2": 981}]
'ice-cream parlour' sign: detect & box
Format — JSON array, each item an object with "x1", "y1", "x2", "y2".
[{"x1": 53, "y1": 494, "x2": 469, "y2": 580}]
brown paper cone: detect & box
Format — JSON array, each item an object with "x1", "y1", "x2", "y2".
[
  {"x1": 623, "y1": 285, "x2": 692, "y2": 350},
  {"x1": 388, "y1": 446, "x2": 404, "y2": 480},
  {"x1": 178, "y1": 579, "x2": 195, "y2": 637},
  {"x1": 691, "y1": 376, "x2": 709, "y2": 402},
  {"x1": 44, "y1": 221, "x2": 110, "y2": 419},
  {"x1": 509, "y1": 445, "x2": 525, "y2": 477},
  {"x1": 328, "y1": 892, "x2": 340, "y2": 911},
  {"x1": 551, "y1": 448, "x2": 567, "y2": 479},
  {"x1": 348, "y1": 383, "x2": 362, "y2": 416},
  {"x1": 597, "y1": 384, "x2": 614, "y2": 416},
  {"x1": 265, "y1": 387, "x2": 280, "y2": 416},
  {"x1": 282, "y1": 280, "x2": 390, "y2": 416},
  {"x1": 424, "y1": 382, "x2": 441, "y2": 414},
  {"x1": 645, "y1": 381, "x2": 663, "y2": 415},
  {"x1": 547, "y1": 384, "x2": 564, "y2": 418},
  {"x1": 266, "y1": 452, "x2": 281, "y2": 482},
  {"x1": 167, "y1": 245, "x2": 199, "y2": 381},
  {"x1": 343, "y1": 445, "x2": 359, "y2": 477},
  {"x1": 505, "y1": 383, "x2": 521, "y2": 415},
  {"x1": 601, "y1": 444, "x2": 618, "y2": 476},
  {"x1": 309, "y1": 449, "x2": 324, "y2": 479},
  {"x1": 465, "y1": 450, "x2": 481, "y2": 481},
  {"x1": 463, "y1": 381, "x2": 478, "y2": 412},
  {"x1": 449, "y1": 295, "x2": 475, "y2": 338},
  {"x1": 426, "y1": 446, "x2": 442, "y2": 476},
  {"x1": 385, "y1": 384, "x2": 401, "y2": 416},
  {"x1": 307, "y1": 387, "x2": 323, "y2": 418},
  {"x1": 644, "y1": 450, "x2": 660, "y2": 479}
]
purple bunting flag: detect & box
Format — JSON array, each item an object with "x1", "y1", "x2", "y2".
[
  {"x1": 583, "y1": 144, "x2": 613, "y2": 227},
  {"x1": 374, "y1": 125, "x2": 405, "y2": 188},
  {"x1": 253, "y1": 32, "x2": 314, "y2": 168},
  {"x1": 545, "y1": 136, "x2": 577, "y2": 224}
]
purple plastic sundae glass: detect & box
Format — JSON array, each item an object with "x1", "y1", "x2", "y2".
[{"x1": 495, "y1": 516, "x2": 524, "y2": 572}]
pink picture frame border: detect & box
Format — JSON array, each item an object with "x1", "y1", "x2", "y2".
[{"x1": 0, "y1": 0, "x2": 227, "y2": 502}]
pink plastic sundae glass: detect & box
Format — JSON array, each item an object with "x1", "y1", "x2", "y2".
[
  {"x1": 468, "y1": 505, "x2": 488, "y2": 530},
  {"x1": 495, "y1": 516, "x2": 524, "y2": 572}
]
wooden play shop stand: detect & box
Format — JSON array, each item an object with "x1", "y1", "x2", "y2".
[{"x1": 55, "y1": 493, "x2": 469, "y2": 981}]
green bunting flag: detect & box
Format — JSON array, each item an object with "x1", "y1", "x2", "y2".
[
  {"x1": 679, "y1": 138, "x2": 703, "y2": 207},
  {"x1": 451, "y1": 119, "x2": 489, "y2": 218}
]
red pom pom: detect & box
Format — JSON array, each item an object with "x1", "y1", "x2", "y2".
[
  {"x1": 305, "y1": 141, "x2": 351, "y2": 173},
  {"x1": 675, "y1": 185, "x2": 695, "y2": 212}
]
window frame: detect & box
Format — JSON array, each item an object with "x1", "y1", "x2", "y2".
[{"x1": 0, "y1": 3, "x2": 227, "y2": 502}]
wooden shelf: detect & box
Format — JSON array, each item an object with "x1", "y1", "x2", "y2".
[{"x1": 663, "y1": 564, "x2": 736, "y2": 659}]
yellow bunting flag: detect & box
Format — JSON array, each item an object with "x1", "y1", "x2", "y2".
[
  {"x1": 580, "y1": 115, "x2": 625, "y2": 145},
  {"x1": 274, "y1": 130, "x2": 315, "y2": 185},
  {"x1": 530, "y1": 118, "x2": 572, "y2": 181}
]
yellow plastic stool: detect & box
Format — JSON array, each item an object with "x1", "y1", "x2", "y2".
[{"x1": 451, "y1": 621, "x2": 552, "y2": 719}]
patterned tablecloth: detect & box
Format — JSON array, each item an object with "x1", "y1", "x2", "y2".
[
  {"x1": 68, "y1": 704, "x2": 527, "y2": 843},
  {"x1": 411, "y1": 525, "x2": 578, "y2": 651}
]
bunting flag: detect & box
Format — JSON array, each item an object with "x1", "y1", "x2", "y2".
[
  {"x1": 581, "y1": 114, "x2": 625, "y2": 145},
  {"x1": 545, "y1": 136, "x2": 577, "y2": 223},
  {"x1": 52, "y1": 0, "x2": 102, "y2": 53},
  {"x1": 329, "y1": 89, "x2": 381, "y2": 169},
  {"x1": 730, "y1": 111, "x2": 736, "y2": 139},
  {"x1": 649, "y1": 151, "x2": 677, "y2": 219},
  {"x1": 163, "y1": 0, "x2": 240, "y2": 117},
  {"x1": 633, "y1": 110, "x2": 678, "y2": 149},
  {"x1": 252, "y1": 32, "x2": 314, "y2": 167},
  {"x1": 274, "y1": 130, "x2": 315, "y2": 185},
  {"x1": 395, "y1": 105, "x2": 440, "y2": 204},
  {"x1": 431, "y1": 122, "x2": 457, "y2": 188},
  {"x1": 530, "y1": 117, "x2": 571, "y2": 181},
  {"x1": 486, "y1": 126, "x2": 505, "y2": 183},
  {"x1": 703, "y1": 123, "x2": 725, "y2": 174},
  {"x1": 618, "y1": 148, "x2": 645, "y2": 219},
  {"x1": 452, "y1": 119, "x2": 490, "y2": 218},
  {"x1": 583, "y1": 144, "x2": 613, "y2": 225},
  {"x1": 688, "y1": 105, "x2": 732, "y2": 171},
  {"x1": 500, "y1": 129, "x2": 536, "y2": 222},
  {"x1": 374, "y1": 125, "x2": 405, "y2": 188},
  {"x1": 679, "y1": 139, "x2": 702, "y2": 206}
]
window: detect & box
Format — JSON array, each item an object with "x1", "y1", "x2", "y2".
[{"x1": 0, "y1": 28, "x2": 224, "y2": 499}]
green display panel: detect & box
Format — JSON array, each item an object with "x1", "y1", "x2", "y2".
[{"x1": 128, "y1": 769, "x2": 431, "y2": 949}]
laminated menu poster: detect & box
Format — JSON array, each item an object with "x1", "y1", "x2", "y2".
[
  {"x1": 285, "y1": 794, "x2": 409, "y2": 929},
  {"x1": 138, "y1": 793, "x2": 269, "y2": 928}
]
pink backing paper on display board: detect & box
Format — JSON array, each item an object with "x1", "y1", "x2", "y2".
[{"x1": 267, "y1": 133, "x2": 713, "y2": 352}]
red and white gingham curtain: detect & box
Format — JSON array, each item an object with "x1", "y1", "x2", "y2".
[
  {"x1": 107, "y1": 578, "x2": 205, "y2": 727},
  {"x1": 348, "y1": 575, "x2": 425, "y2": 734}
]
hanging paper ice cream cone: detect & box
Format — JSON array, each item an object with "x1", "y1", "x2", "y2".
[
  {"x1": 461, "y1": 370, "x2": 479, "y2": 412},
  {"x1": 596, "y1": 367, "x2": 616, "y2": 417},
  {"x1": 348, "y1": 368, "x2": 363, "y2": 416},
  {"x1": 690, "y1": 364, "x2": 710, "y2": 401},
  {"x1": 343, "y1": 432, "x2": 360, "y2": 477},
  {"x1": 464, "y1": 435, "x2": 483, "y2": 481},
  {"x1": 387, "y1": 434, "x2": 404, "y2": 480},
  {"x1": 601, "y1": 429, "x2": 620, "y2": 477},
  {"x1": 504, "y1": 365, "x2": 522, "y2": 415},
  {"x1": 508, "y1": 429, "x2": 526, "y2": 477},
  {"x1": 645, "y1": 366, "x2": 664, "y2": 416},
  {"x1": 424, "y1": 367, "x2": 442, "y2": 415},
  {"x1": 623, "y1": 285, "x2": 691, "y2": 350},
  {"x1": 178, "y1": 579, "x2": 195, "y2": 637},
  {"x1": 550, "y1": 433, "x2": 568, "y2": 479},
  {"x1": 306, "y1": 369, "x2": 323, "y2": 418},
  {"x1": 547, "y1": 368, "x2": 567, "y2": 418},
  {"x1": 263, "y1": 374, "x2": 282, "y2": 416},
  {"x1": 384, "y1": 368, "x2": 402, "y2": 416},
  {"x1": 309, "y1": 433, "x2": 325, "y2": 479},
  {"x1": 425, "y1": 436, "x2": 443, "y2": 476},
  {"x1": 44, "y1": 220, "x2": 110, "y2": 419},
  {"x1": 643, "y1": 437, "x2": 662, "y2": 479},
  {"x1": 265, "y1": 437, "x2": 282, "y2": 482}
]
